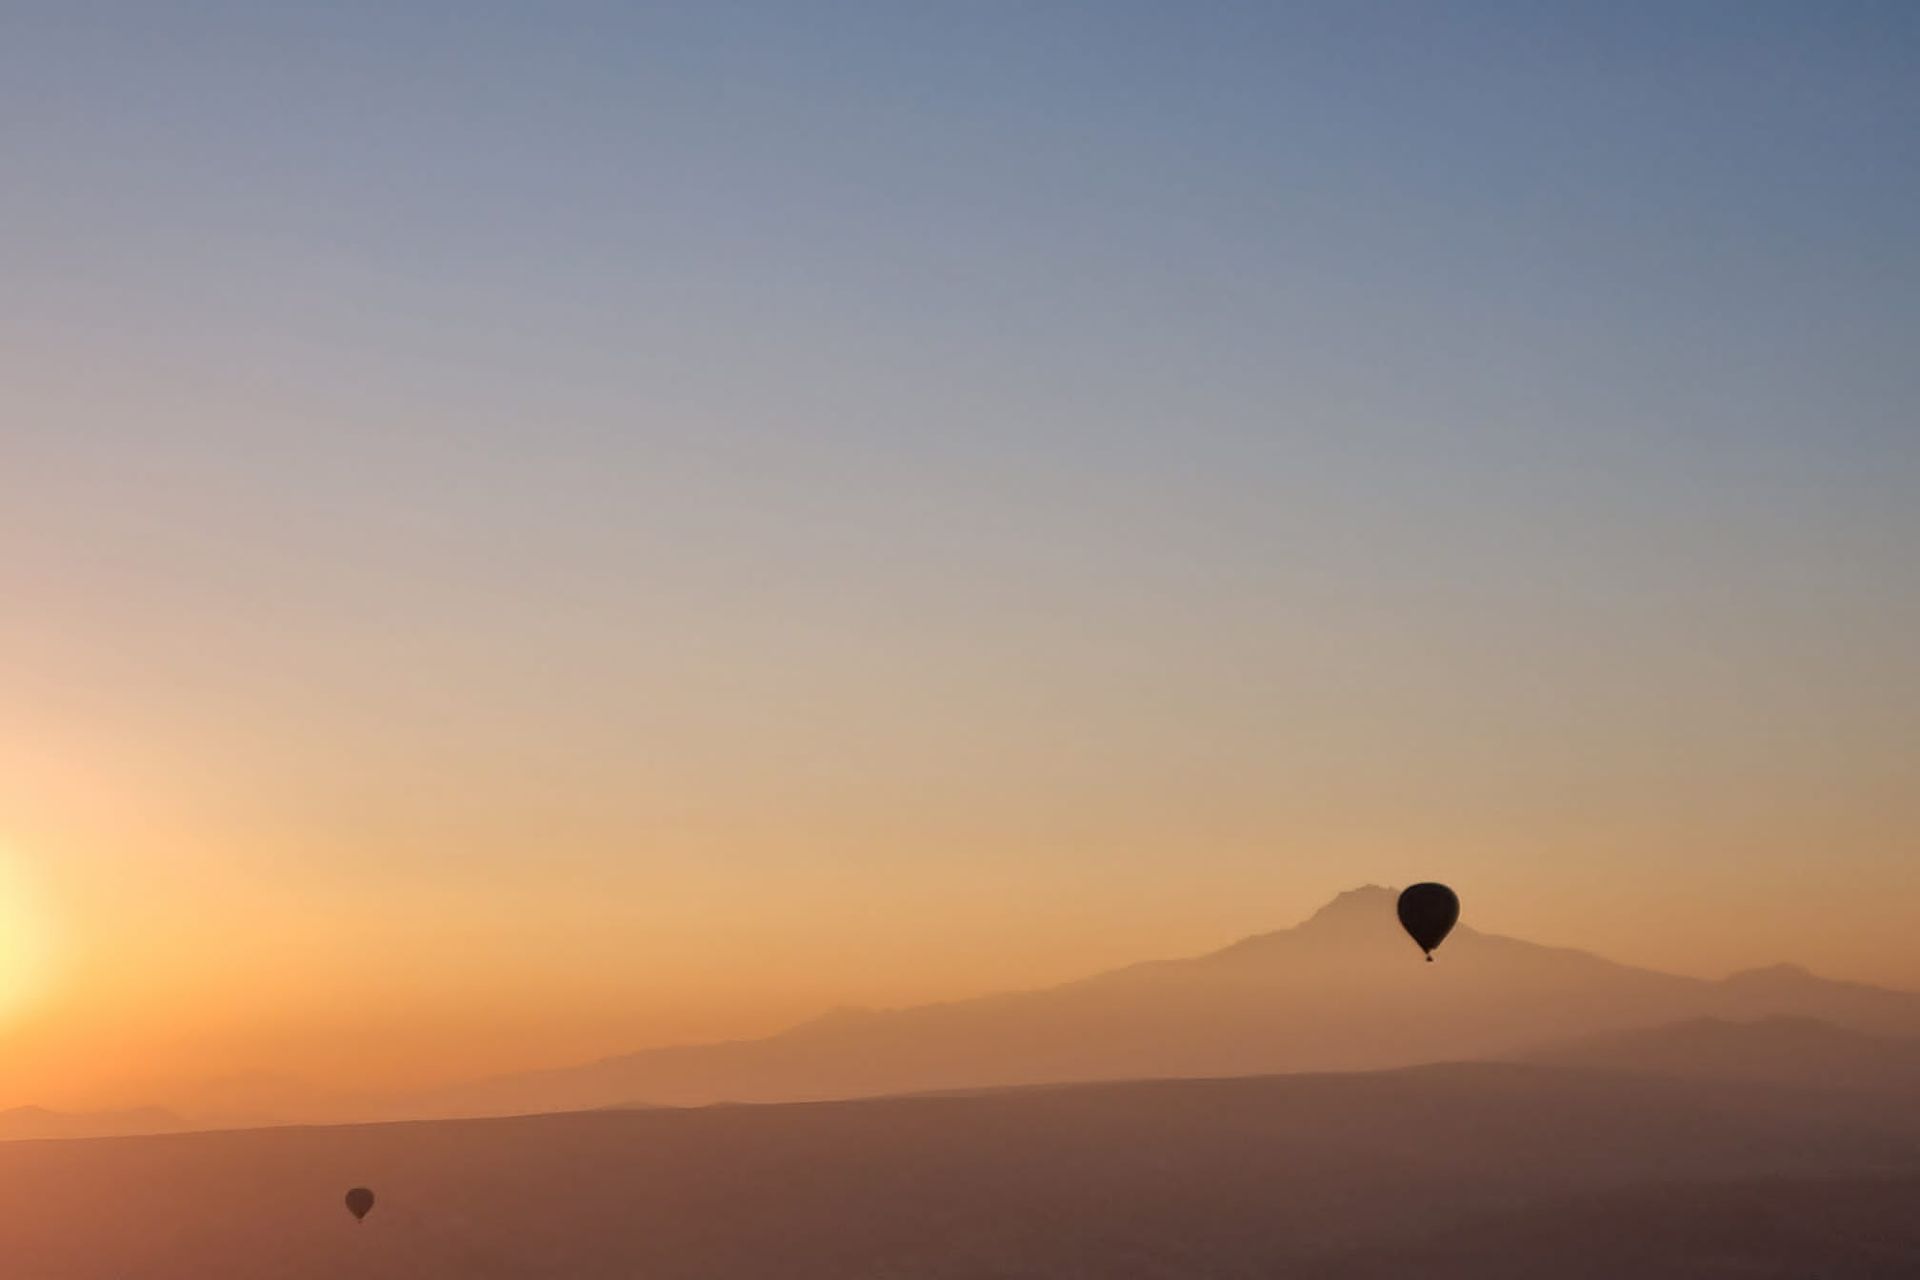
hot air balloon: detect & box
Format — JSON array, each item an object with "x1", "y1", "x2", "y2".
[
  {"x1": 345, "y1": 1187, "x2": 376, "y2": 1223},
  {"x1": 1396, "y1": 883, "x2": 1459, "y2": 961}
]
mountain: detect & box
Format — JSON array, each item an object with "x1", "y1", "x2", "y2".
[
  {"x1": 0, "y1": 1105, "x2": 186, "y2": 1143},
  {"x1": 1713, "y1": 962, "x2": 1920, "y2": 1034},
  {"x1": 1515, "y1": 1015, "x2": 1920, "y2": 1097},
  {"x1": 1, "y1": 1063, "x2": 1913, "y2": 1279},
  {"x1": 415, "y1": 885, "x2": 1920, "y2": 1118}
]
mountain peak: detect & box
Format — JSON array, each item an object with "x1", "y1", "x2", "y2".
[
  {"x1": 1298, "y1": 885, "x2": 1399, "y2": 931},
  {"x1": 1202, "y1": 885, "x2": 1415, "y2": 963}
]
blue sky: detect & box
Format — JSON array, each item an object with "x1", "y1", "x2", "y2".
[{"x1": 1, "y1": 3, "x2": 1918, "y2": 1093}]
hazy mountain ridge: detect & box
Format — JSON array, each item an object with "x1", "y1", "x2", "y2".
[
  {"x1": 1512, "y1": 1014, "x2": 1920, "y2": 1095},
  {"x1": 14, "y1": 887, "x2": 1917, "y2": 1136},
  {"x1": 414, "y1": 886, "x2": 1920, "y2": 1119},
  {"x1": 0, "y1": 1105, "x2": 186, "y2": 1142}
]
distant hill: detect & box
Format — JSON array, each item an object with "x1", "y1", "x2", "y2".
[
  {"x1": 1514, "y1": 1015, "x2": 1920, "y2": 1097},
  {"x1": 415, "y1": 885, "x2": 1920, "y2": 1118},
  {"x1": 0, "y1": 1105, "x2": 185, "y2": 1143},
  {"x1": 0, "y1": 1063, "x2": 1913, "y2": 1279}
]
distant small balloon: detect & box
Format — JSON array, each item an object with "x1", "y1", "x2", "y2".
[
  {"x1": 345, "y1": 1187, "x2": 376, "y2": 1223},
  {"x1": 1396, "y1": 883, "x2": 1459, "y2": 961}
]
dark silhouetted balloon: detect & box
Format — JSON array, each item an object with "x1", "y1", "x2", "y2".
[
  {"x1": 345, "y1": 1187, "x2": 375, "y2": 1223},
  {"x1": 1396, "y1": 883, "x2": 1459, "y2": 961}
]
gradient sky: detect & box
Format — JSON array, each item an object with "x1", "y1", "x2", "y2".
[{"x1": 3, "y1": 1, "x2": 1917, "y2": 1108}]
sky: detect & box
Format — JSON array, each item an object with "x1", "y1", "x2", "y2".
[{"x1": 2, "y1": 1, "x2": 1917, "y2": 1109}]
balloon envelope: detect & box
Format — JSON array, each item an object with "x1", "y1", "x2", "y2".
[
  {"x1": 345, "y1": 1187, "x2": 375, "y2": 1222},
  {"x1": 1396, "y1": 883, "x2": 1459, "y2": 960}
]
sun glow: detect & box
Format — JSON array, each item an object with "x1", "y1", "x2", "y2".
[{"x1": 0, "y1": 848, "x2": 58, "y2": 1024}]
